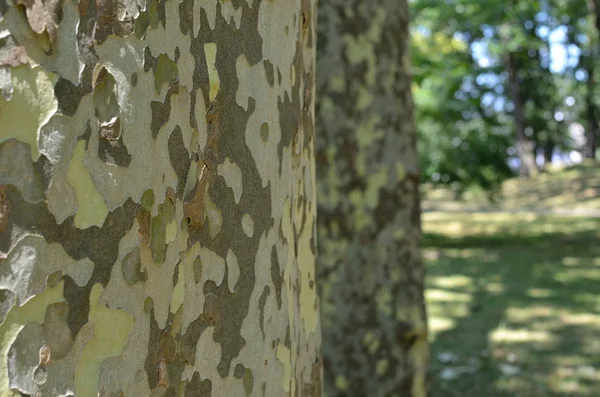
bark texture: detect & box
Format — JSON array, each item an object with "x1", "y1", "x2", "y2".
[
  {"x1": 0, "y1": 0, "x2": 321, "y2": 396},
  {"x1": 315, "y1": 1, "x2": 428, "y2": 396}
]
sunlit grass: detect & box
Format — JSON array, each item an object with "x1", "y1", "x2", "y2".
[
  {"x1": 423, "y1": 163, "x2": 600, "y2": 211},
  {"x1": 424, "y1": 213, "x2": 600, "y2": 396},
  {"x1": 490, "y1": 327, "x2": 558, "y2": 344}
]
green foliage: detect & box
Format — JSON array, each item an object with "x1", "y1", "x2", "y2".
[
  {"x1": 410, "y1": 0, "x2": 599, "y2": 193},
  {"x1": 411, "y1": 24, "x2": 514, "y2": 193}
]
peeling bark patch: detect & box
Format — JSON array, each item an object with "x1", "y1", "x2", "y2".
[
  {"x1": 241, "y1": 213, "x2": 254, "y2": 237},
  {"x1": 277, "y1": 43, "x2": 303, "y2": 168},
  {"x1": 73, "y1": 284, "x2": 133, "y2": 396},
  {"x1": 43, "y1": 302, "x2": 73, "y2": 359},
  {"x1": 93, "y1": 0, "x2": 135, "y2": 43},
  {"x1": 0, "y1": 36, "x2": 28, "y2": 68},
  {"x1": 226, "y1": 249, "x2": 240, "y2": 292},
  {"x1": 145, "y1": 308, "x2": 164, "y2": 390},
  {"x1": 8, "y1": 322, "x2": 46, "y2": 395},
  {"x1": 150, "y1": 192, "x2": 175, "y2": 265},
  {"x1": 177, "y1": 0, "x2": 193, "y2": 36},
  {"x1": 98, "y1": 118, "x2": 132, "y2": 167},
  {"x1": 0, "y1": 140, "x2": 46, "y2": 204},
  {"x1": 154, "y1": 54, "x2": 179, "y2": 95},
  {"x1": 184, "y1": 372, "x2": 212, "y2": 397},
  {"x1": 0, "y1": 186, "x2": 137, "y2": 335},
  {"x1": 150, "y1": 82, "x2": 179, "y2": 139},
  {"x1": 0, "y1": 0, "x2": 7, "y2": 17},
  {"x1": 134, "y1": 0, "x2": 160, "y2": 39},
  {"x1": 243, "y1": 367, "x2": 254, "y2": 396},
  {"x1": 192, "y1": 256, "x2": 203, "y2": 283},
  {"x1": 258, "y1": 285, "x2": 270, "y2": 339},
  {"x1": 17, "y1": 0, "x2": 63, "y2": 43},
  {"x1": 0, "y1": 67, "x2": 13, "y2": 100},
  {"x1": 168, "y1": 125, "x2": 191, "y2": 199},
  {"x1": 0, "y1": 186, "x2": 9, "y2": 234},
  {"x1": 144, "y1": 307, "x2": 183, "y2": 393},
  {"x1": 270, "y1": 245, "x2": 282, "y2": 309},
  {"x1": 54, "y1": 77, "x2": 86, "y2": 116},
  {"x1": 183, "y1": 164, "x2": 216, "y2": 230},
  {"x1": 178, "y1": 311, "x2": 209, "y2": 366},
  {"x1": 0, "y1": 289, "x2": 15, "y2": 323},
  {"x1": 204, "y1": 43, "x2": 219, "y2": 101},
  {"x1": 260, "y1": 122, "x2": 269, "y2": 143},
  {"x1": 202, "y1": 280, "x2": 247, "y2": 378},
  {"x1": 218, "y1": 158, "x2": 242, "y2": 204},
  {"x1": 67, "y1": 140, "x2": 110, "y2": 228},
  {"x1": 263, "y1": 59, "x2": 274, "y2": 87},
  {"x1": 121, "y1": 247, "x2": 144, "y2": 285}
]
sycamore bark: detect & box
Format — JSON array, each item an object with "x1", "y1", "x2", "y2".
[
  {"x1": 0, "y1": 0, "x2": 321, "y2": 396},
  {"x1": 316, "y1": 1, "x2": 428, "y2": 396}
]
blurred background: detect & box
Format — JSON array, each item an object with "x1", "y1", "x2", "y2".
[{"x1": 411, "y1": 0, "x2": 600, "y2": 395}]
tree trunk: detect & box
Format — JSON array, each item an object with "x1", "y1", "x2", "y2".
[
  {"x1": 589, "y1": 0, "x2": 600, "y2": 34},
  {"x1": 316, "y1": 1, "x2": 428, "y2": 396},
  {"x1": 544, "y1": 140, "x2": 555, "y2": 165},
  {"x1": 505, "y1": 52, "x2": 538, "y2": 177},
  {"x1": 585, "y1": 66, "x2": 598, "y2": 159},
  {"x1": 0, "y1": 1, "x2": 321, "y2": 396},
  {"x1": 585, "y1": 0, "x2": 600, "y2": 160}
]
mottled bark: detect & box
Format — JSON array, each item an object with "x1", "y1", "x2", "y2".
[
  {"x1": 505, "y1": 52, "x2": 538, "y2": 177},
  {"x1": 316, "y1": 1, "x2": 428, "y2": 396},
  {"x1": 0, "y1": 0, "x2": 321, "y2": 396}
]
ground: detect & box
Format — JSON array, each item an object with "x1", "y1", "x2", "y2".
[
  {"x1": 421, "y1": 162, "x2": 600, "y2": 396},
  {"x1": 423, "y1": 211, "x2": 600, "y2": 396},
  {"x1": 422, "y1": 162, "x2": 600, "y2": 212}
]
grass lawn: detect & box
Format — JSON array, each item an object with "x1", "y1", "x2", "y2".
[
  {"x1": 422, "y1": 163, "x2": 600, "y2": 211},
  {"x1": 423, "y1": 212, "x2": 600, "y2": 396}
]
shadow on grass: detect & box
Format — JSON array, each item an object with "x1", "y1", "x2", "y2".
[{"x1": 424, "y1": 218, "x2": 600, "y2": 397}]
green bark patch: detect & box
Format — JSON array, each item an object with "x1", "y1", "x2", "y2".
[
  {"x1": 184, "y1": 372, "x2": 212, "y2": 397},
  {"x1": 168, "y1": 126, "x2": 191, "y2": 199},
  {"x1": 121, "y1": 247, "x2": 144, "y2": 285},
  {"x1": 154, "y1": 53, "x2": 179, "y2": 95},
  {"x1": 150, "y1": 81, "x2": 179, "y2": 139},
  {"x1": 150, "y1": 191, "x2": 176, "y2": 265}
]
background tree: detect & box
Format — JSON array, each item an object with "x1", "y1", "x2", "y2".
[
  {"x1": 412, "y1": 0, "x2": 599, "y2": 192},
  {"x1": 0, "y1": 0, "x2": 321, "y2": 395},
  {"x1": 316, "y1": 0, "x2": 428, "y2": 396},
  {"x1": 412, "y1": 29, "x2": 514, "y2": 195}
]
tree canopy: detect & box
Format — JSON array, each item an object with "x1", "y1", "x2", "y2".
[{"x1": 411, "y1": 0, "x2": 599, "y2": 193}]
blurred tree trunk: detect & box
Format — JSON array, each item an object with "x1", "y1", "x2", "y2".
[
  {"x1": 316, "y1": 1, "x2": 428, "y2": 396},
  {"x1": 584, "y1": 0, "x2": 600, "y2": 159},
  {"x1": 544, "y1": 140, "x2": 555, "y2": 165},
  {"x1": 0, "y1": 0, "x2": 321, "y2": 396},
  {"x1": 505, "y1": 52, "x2": 539, "y2": 177},
  {"x1": 584, "y1": 61, "x2": 598, "y2": 159},
  {"x1": 588, "y1": 0, "x2": 600, "y2": 33}
]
